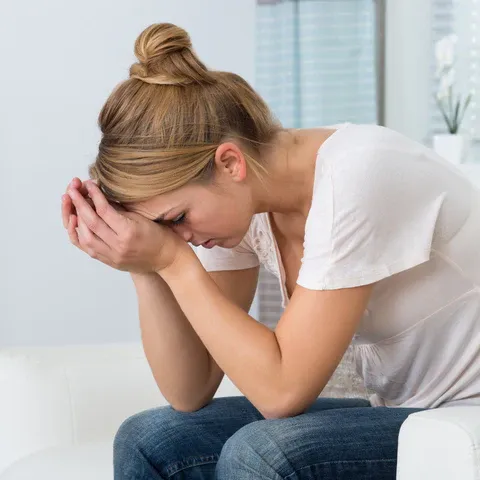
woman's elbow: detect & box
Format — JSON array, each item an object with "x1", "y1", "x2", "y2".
[{"x1": 260, "y1": 394, "x2": 310, "y2": 420}]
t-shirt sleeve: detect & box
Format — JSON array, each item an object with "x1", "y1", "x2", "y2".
[
  {"x1": 297, "y1": 146, "x2": 447, "y2": 290},
  {"x1": 194, "y1": 235, "x2": 260, "y2": 272}
]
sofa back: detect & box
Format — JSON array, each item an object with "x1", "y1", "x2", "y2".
[{"x1": 0, "y1": 342, "x2": 369, "y2": 474}]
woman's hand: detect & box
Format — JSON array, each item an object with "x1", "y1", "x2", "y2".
[
  {"x1": 63, "y1": 179, "x2": 191, "y2": 274},
  {"x1": 61, "y1": 177, "x2": 90, "y2": 228}
]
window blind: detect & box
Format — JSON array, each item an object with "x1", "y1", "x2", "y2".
[{"x1": 255, "y1": 0, "x2": 379, "y2": 327}]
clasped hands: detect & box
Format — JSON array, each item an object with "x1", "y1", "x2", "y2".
[{"x1": 61, "y1": 178, "x2": 192, "y2": 275}]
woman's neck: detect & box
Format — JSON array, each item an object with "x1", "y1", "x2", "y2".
[{"x1": 253, "y1": 127, "x2": 337, "y2": 218}]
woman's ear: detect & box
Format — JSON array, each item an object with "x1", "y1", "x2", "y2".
[{"x1": 214, "y1": 142, "x2": 247, "y2": 182}]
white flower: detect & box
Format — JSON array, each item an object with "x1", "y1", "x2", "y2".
[
  {"x1": 435, "y1": 34, "x2": 458, "y2": 77},
  {"x1": 437, "y1": 67, "x2": 456, "y2": 99}
]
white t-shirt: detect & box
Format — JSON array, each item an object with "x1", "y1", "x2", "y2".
[{"x1": 196, "y1": 123, "x2": 480, "y2": 409}]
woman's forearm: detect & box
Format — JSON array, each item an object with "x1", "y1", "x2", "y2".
[
  {"x1": 159, "y1": 257, "x2": 284, "y2": 417},
  {"x1": 131, "y1": 272, "x2": 222, "y2": 411}
]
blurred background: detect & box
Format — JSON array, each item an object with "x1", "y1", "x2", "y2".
[{"x1": 1, "y1": 0, "x2": 478, "y2": 347}]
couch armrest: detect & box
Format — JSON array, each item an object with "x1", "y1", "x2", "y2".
[{"x1": 397, "y1": 406, "x2": 480, "y2": 480}]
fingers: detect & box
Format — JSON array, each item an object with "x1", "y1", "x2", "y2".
[
  {"x1": 68, "y1": 186, "x2": 118, "y2": 245},
  {"x1": 68, "y1": 214, "x2": 115, "y2": 267},
  {"x1": 62, "y1": 194, "x2": 72, "y2": 229},
  {"x1": 64, "y1": 179, "x2": 118, "y2": 268},
  {"x1": 67, "y1": 213, "x2": 80, "y2": 246},
  {"x1": 76, "y1": 215, "x2": 113, "y2": 260},
  {"x1": 83, "y1": 180, "x2": 128, "y2": 235},
  {"x1": 66, "y1": 177, "x2": 89, "y2": 196},
  {"x1": 62, "y1": 178, "x2": 90, "y2": 228}
]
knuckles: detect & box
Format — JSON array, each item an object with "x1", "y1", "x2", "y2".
[
  {"x1": 117, "y1": 228, "x2": 135, "y2": 254},
  {"x1": 87, "y1": 249, "x2": 98, "y2": 259},
  {"x1": 123, "y1": 225, "x2": 135, "y2": 243},
  {"x1": 86, "y1": 217, "x2": 99, "y2": 232},
  {"x1": 94, "y1": 202, "x2": 108, "y2": 218},
  {"x1": 82, "y1": 231, "x2": 95, "y2": 248}
]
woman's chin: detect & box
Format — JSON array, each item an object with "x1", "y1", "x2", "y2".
[
  {"x1": 212, "y1": 232, "x2": 246, "y2": 249},
  {"x1": 221, "y1": 237, "x2": 241, "y2": 249}
]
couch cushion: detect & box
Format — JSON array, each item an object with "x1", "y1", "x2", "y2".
[
  {"x1": 0, "y1": 441, "x2": 113, "y2": 480},
  {"x1": 0, "y1": 343, "x2": 166, "y2": 473}
]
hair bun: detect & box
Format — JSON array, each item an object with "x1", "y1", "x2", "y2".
[{"x1": 129, "y1": 23, "x2": 215, "y2": 86}]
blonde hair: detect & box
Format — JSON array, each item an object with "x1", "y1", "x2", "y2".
[{"x1": 88, "y1": 22, "x2": 283, "y2": 204}]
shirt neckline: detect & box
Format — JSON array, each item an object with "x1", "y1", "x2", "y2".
[
  {"x1": 265, "y1": 211, "x2": 289, "y2": 308},
  {"x1": 263, "y1": 122, "x2": 352, "y2": 307}
]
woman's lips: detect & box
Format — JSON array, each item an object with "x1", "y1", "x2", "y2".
[{"x1": 202, "y1": 239, "x2": 215, "y2": 249}]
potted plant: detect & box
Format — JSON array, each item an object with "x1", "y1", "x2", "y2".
[{"x1": 433, "y1": 34, "x2": 473, "y2": 164}]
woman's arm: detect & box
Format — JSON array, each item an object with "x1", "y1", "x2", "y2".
[
  {"x1": 132, "y1": 271, "x2": 217, "y2": 412},
  {"x1": 160, "y1": 253, "x2": 374, "y2": 419},
  {"x1": 132, "y1": 265, "x2": 258, "y2": 412},
  {"x1": 65, "y1": 179, "x2": 371, "y2": 419},
  {"x1": 63, "y1": 179, "x2": 263, "y2": 412}
]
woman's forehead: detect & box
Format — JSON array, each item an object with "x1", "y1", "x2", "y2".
[{"x1": 127, "y1": 182, "x2": 212, "y2": 215}]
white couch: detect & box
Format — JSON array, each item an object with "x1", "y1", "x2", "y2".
[{"x1": 0, "y1": 343, "x2": 478, "y2": 480}]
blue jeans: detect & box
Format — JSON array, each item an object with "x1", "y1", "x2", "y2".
[{"x1": 113, "y1": 396, "x2": 426, "y2": 479}]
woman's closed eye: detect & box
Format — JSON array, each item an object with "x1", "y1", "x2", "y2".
[
  {"x1": 171, "y1": 213, "x2": 186, "y2": 225},
  {"x1": 153, "y1": 213, "x2": 186, "y2": 226}
]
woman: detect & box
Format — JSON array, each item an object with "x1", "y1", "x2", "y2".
[{"x1": 61, "y1": 23, "x2": 480, "y2": 480}]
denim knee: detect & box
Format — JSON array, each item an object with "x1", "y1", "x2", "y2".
[
  {"x1": 216, "y1": 405, "x2": 410, "y2": 480},
  {"x1": 114, "y1": 398, "x2": 266, "y2": 479},
  {"x1": 113, "y1": 404, "x2": 226, "y2": 479},
  {"x1": 216, "y1": 420, "x2": 281, "y2": 479},
  {"x1": 113, "y1": 408, "x2": 170, "y2": 480},
  {"x1": 114, "y1": 409, "x2": 152, "y2": 457}
]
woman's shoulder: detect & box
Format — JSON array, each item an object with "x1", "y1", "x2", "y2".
[
  {"x1": 318, "y1": 123, "x2": 428, "y2": 162},
  {"x1": 316, "y1": 123, "x2": 471, "y2": 198}
]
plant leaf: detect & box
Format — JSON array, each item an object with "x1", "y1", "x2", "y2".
[
  {"x1": 452, "y1": 95, "x2": 461, "y2": 133},
  {"x1": 435, "y1": 94, "x2": 453, "y2": 132},
  {"x1": 457, "y1": 93, "x2": 473, "y2": 129},
  {"x1": 448, "y1": 85, "x2": 453, "y2": 120}
]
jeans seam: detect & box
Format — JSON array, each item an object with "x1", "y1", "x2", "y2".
[
  {"x1": 136, "y1": 445, "x2": 166, "y2": 480},
  {"x1": 283, "y1": 458, "x2": 396, "y2": 479},
  {"x1": 165, "y1": 454, "x2": 220, "y2": 477}
]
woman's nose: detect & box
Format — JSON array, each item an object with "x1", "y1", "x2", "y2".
[{"x1": 172, "y1": 225, "x2": 193, "y2": 243}]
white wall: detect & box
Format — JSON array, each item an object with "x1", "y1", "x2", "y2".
[
  {"x1": 384, "y1": 0, "x2": 433, "y2": 143},
  {"x1": 0, "y1": 0, "x2": 256, "y2": 347},
  {"x1": 385, "y1": 2, "x2": 480, "y2": 160},
  {"x1": 1, "y1": 0, "x2": 435, "y2": 347}
]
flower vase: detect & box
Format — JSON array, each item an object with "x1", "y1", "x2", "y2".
[{"x1": 433, "y1": 133, "x2": 471, "y2": 165}]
